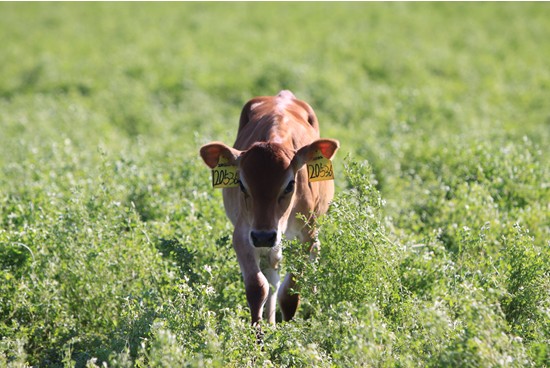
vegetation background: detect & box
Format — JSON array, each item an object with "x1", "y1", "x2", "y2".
[{"x1": 1, "y1": 3, "x2": 548, "y2": 367}]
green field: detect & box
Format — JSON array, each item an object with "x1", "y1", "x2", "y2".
[{"x1": 1, "y1": 3, "x2": 549, "y2": 367}]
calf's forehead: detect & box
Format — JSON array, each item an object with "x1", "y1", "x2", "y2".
[{"x1": 239, "y1": 143, "x2": 294, "y2": 195}]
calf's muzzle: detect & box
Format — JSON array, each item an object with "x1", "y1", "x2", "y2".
[{"x1": 251, "y1": 230, "x2": 277, "y2": 248}]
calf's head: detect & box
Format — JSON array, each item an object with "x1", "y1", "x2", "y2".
[{"x1": 200, "y1": 139, "x2": 339, "y2": 248}]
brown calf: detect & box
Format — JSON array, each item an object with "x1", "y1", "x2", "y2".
[{"x1": 200, "y1": 90, "x2": 339, "y2": 326}]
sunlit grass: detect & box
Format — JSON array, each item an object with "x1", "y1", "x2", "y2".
[{"x1": 1, "y1": 2, "x2": 548, "y2": 367}]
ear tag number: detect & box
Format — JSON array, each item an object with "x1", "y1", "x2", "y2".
[
  {"x1": 307, "y1": 150, "x2": 334, "y2": 182},
  {"x1": 212, "y1": 156, "x2": 239, "y2": 188}
]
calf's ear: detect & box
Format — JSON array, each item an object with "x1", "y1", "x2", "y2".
[
  {"x1": 292, "y1": 139, "x2": 340, "y2": 170},
  {"x1": 199, "y1": 142, "x2": 242, "y2": 169}
]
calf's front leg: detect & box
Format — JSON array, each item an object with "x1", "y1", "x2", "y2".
[
  {"x1": 233, "y1": 227, "x2": 269, "y2": 325},
  {"x1": 277, "y1": 236, "x2": 320, "y2": 321},
  {"x1": 278, "y1": 272, "x2": 300, "y2": 321},
  {"x1": 262, "y1": 267, "x2": 280, "y2": 324},
  {"x1": 244, "y1": 271, "x2": 269, "y2": 325}
]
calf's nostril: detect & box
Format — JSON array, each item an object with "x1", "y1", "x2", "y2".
[{"x1": 251, "y1": 230, "x2": 277, "y2": 247}]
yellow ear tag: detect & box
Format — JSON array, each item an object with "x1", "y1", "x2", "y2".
[
  {"x1": 307, "y1": 150, "x2": 334, "y2": 182},
  {"x1": 212, "y1": 156, "x2": 239, "y2": 188}
]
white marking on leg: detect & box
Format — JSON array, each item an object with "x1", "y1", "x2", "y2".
[{"x1": 262, "y1": 267, "x2": 280, "y2": 324}]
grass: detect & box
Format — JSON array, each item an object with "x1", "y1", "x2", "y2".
[{"x1": 0, "y1": 2, "x2": 549, "y2": 367}]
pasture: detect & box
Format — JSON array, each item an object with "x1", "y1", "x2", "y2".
[{"x1": 1, "y1": 3, "x2": 549, "y2": 367}]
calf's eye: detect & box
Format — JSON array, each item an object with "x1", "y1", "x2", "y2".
[
  {"x1": 283, "y1": 180, "x2": 295, "y2": 195},
  {"x1": 238, "y1": 180, "x2": 248, "y2": 195}
]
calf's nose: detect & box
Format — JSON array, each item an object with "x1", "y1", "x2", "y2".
[{"x1": 251, "y1": 230, "x2": 277, "y2": 248}]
